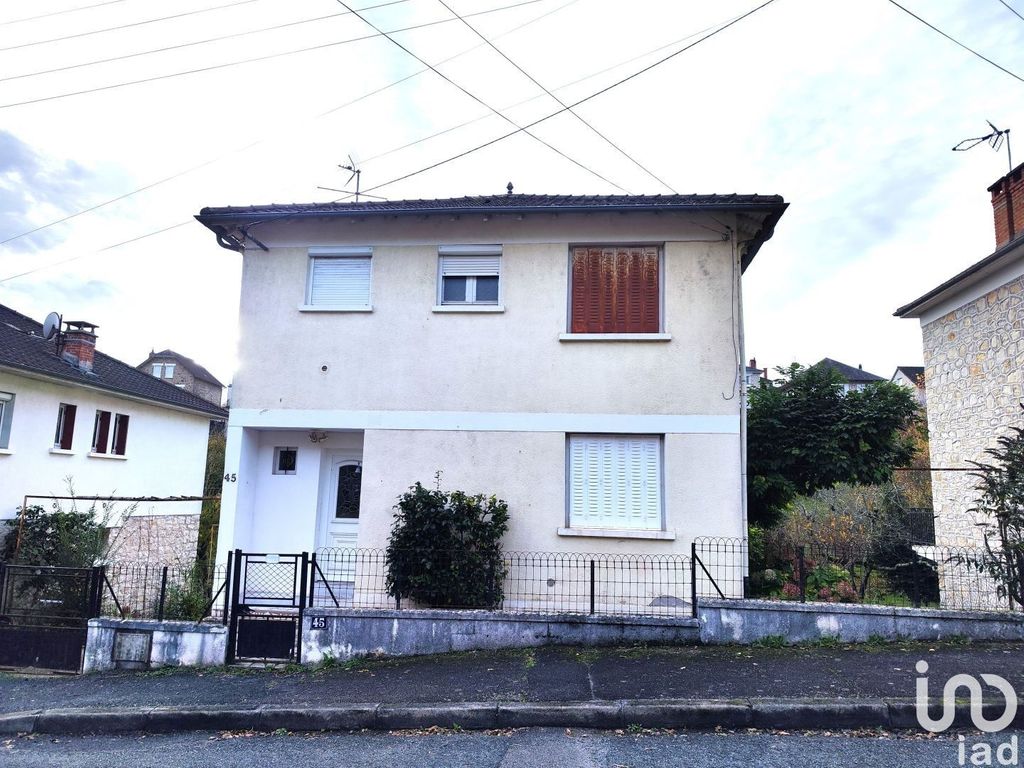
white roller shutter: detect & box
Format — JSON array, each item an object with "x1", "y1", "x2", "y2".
[
  {"x1": 568, "y1": 435, "x2": 661, "y2": 530},
  {"x1": 309, "y1": 256, "x2": 372, "y2": 307},
  {"x1": 439, "y1": 254, "x2": 500, "y2": 277}
]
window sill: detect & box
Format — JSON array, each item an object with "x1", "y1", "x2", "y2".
[
  {"x1": 49, "y1": 448, "x2": 75, "y2": 455},
  {"x1": 557, "y1": 527, "x2": 676, "y2": 541},
  {"x1": 88, "y1": 452, "x2": 127, "y2": 461},
  {"x1": 297, "y1": 305, "x2": 373, "y2": 313},
  {"x1": 0, "y1": 448, "x2": 12, "y2": 455},
  {"x1": 431, "y1": 305, "x2": 505, "y2": 313},
  {"x1": 558, "y1": 333, "x2": 671, "y2": 342}
]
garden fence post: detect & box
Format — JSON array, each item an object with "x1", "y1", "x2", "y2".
[
  {"x1": 589, "y1": 559, "x2": 596, "y2": 615},
  {"x1": 690, "y1": 542, "x2": 698, "y2": 619},
  {"x1": 797, "y1": 546, "x2": 806, "y2": 603},
  {"x1": 222, "y1": 551, "x2": 233, "y2": 626},
  {"x1": 912, "y1": 562, "x2": 921, "y2": 608},
  {"x1": 157, "y1": 566, "x2": 169, "y2": 621}
]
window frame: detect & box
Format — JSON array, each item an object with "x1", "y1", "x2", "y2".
[
  {"x1": 54, "y1": 403, "x2": 77, "y2": 450},
  {"x1": 273, "y1": 446, "x2": 298, "y2": 475},
  {"x1": 436, "y1": 245, "x2": 502, "y2": 307},
  {"x1": 90, "y1": 410, "x2": 129, "y2": 455},
  {"x1": 304, "y1": 246, "x2": 373, "y2": 311},
  {"x1": 163, "y1": 363, "x2": 175, "y2": 379},
  {"x1": 0, "y1": 391, "x2": 13, "y2": 449},
  {"x1": 564, "y1": 433, "x2": 665, "y2": 532},
  {"x1": 92, "y1": 410, "x2": 112, "y2": 453},
  {"x1": 565, "y1": 244, "x2": 665, "y2": 334}
]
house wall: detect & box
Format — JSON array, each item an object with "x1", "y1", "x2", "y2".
[
  {"x1": 217, "y1": 211, "x2": 750, "y2": 562},
  {"x1": 0, "y1": 370, "x2": 212, "y2": 542},
  {"x1": 141, "y1": 358, "x2": 223, "y2": 407},
  {"x1": 921, "y1": 272, "x2": 1024, "y2": 551}
]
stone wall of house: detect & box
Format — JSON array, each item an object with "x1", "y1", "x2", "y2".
[
  {"x1": 922, "y1": 274, "x2": 1024, "y2": 552},
  {"x1": 106, "y1": 514, "x2": 200, "y2": 564}
]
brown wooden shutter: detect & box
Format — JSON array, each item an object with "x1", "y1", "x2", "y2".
[
  {"x1": 92, "y1": 411, "x2": 110, "y2": 453},
  {"x1": 113, "y1": 414, "x2": 130, "y2": 456},
  {"x1": 570, "y1": 246, "x2": 659, "y2": 333},
  {"x1": 59, "y1": 404, "x2": 77, "y2": 450}
]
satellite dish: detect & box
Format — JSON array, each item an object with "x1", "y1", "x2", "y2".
[{"x1": 42, "y1": 312, "x2": 61, "y2": 341}]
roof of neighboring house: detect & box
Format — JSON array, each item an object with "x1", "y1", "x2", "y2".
[
  {"x1": 140, "y1": 349, "x2": 225, "y2": 388},
  {"x1": 0, "y1": 303, "x2": 227, "y2": 419},
  {"x1": 894, "y1": 233, "x2": 1024, "y2": 318},
  {"x1": 813, "y1": 358, "x2": 886, "y2": 383},
  {"x1": 196, "y1": 193, "x2": 788, "y2": 270},
  {"x1": 892, "y1": 366, "x2": 925, "y2": 386}
]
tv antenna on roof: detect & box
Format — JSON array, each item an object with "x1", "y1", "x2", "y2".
[
  {"x1": 339, "y1": 154, "x2": 361, "y2": 201},
  {"x1": 953, "y1": 121, "x2": 1012, "y2": 171}
]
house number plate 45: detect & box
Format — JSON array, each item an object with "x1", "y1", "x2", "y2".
[{"x1": 311, "y1": 617, "x2": 327, "y2": 630}]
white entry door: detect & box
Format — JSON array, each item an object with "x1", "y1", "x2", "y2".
[{"x1": 319, "y1": 457, "x2": 362, "y2": 550}]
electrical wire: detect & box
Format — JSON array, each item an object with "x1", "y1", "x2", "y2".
[
  {"x1": 328, "y1": 0, "x2": 630, "y2": 192},
  {"x1": 0, "y1": 0, "x2": 125, "y2": 26},
  {"x1": 0, "y1": 0, "x2": 413, "y2": 84},
  {"x1": 887, "y1": 0, "x2": 1024, "y2": 85},
  {"x1": 435, "y1": 0, "x2": 676, "y2": 193},
  {"x1": 0, "y1": 0, "x2": 265, "y2": 53},
  {"x1": 995, "y1": 0, "x2": 1024, "y2": 24},
  {"x1": 0, "y1": 0, "x2": 547, "y2": 109},
  {"x1": 0, "y1": 0, "x2": 570, "y2": 250}
]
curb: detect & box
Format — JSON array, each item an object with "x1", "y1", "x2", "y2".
[{"x1": 2, "y1": 698, "x2": 1019, "y2": 735}]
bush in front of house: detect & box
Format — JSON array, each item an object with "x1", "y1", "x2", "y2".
[{"x1": 385, "y1": 477, "x2": 510, "y2": 609}]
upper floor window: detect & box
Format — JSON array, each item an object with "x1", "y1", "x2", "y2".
[
  {"x1": 151, "y1": 363, "x2": 176, "y2": 379},
  {"x1": 273, "y1": 447, "x2": 297, "y2": 475},
  {"x1": 567, "y1": 434, "x2": 662, "y2": 530},
  {"x1": 306, "y1": 246, "x2": 372, "y2": 309},
  {"x1": 569, "y1": 245, "x2": 660, "y2": 333},
  {"x1": 438, "y1": 245, "x2": 501, "y2": 305},
  {"x1": 92, "y1": 410, "x2": 130, "y2": 455},
  {"x1": 54, "y1": 403, "x2": 77, "y2": 450},
  {"x1": 0, "y1": 391, "x2": 13, "y2": 449}
]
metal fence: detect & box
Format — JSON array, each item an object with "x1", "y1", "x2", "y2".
[
  {"x1": 98, "y1": 561, "x2": 229, "y2": 622},
  {"x1": 694, "y1": 536, "x2": 1017, "y2": 612}
]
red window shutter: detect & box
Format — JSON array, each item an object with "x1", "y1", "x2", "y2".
[
  {"x1": 570, "y1": 246, "x2": 659, "y2": 333},
  {"x1": 113, "y1": 414, "x2": 130, "y2": 456},
  {"x1": 92, "y1": 411, "x2": 111, "y2": 453},
  {"x1": 60, "y1": 404, "x2": 77, "y2": 450}
]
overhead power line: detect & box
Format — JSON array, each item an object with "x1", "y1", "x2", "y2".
[
  {"x1": 0, "y1": 0, "x2": 125, "y2": 26},
  {"x1": 0, "y1": 0, "x2": 413, "y2": 84},
  {"x1": 887, "y1": 0, "x2": 1024, "y2": 86},
  {"x1": 328, "y1": 0, "x2": 630, "y2": 191},
  {"x1": 436, "y1": 0, "x2": 676, "y2": 192},
  {"x1": 995, "y1": 0, "x2": 1024, "y2": 24},
  {"x1": 0, "y1": 0, "x2": 547, "y2": 109},
  {"x1": 0, "y1": 0, "x2": 265, "y2": 52}
]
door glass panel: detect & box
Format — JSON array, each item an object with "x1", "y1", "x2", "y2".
[{"x1": 335, "y1": 465, "x2": 361, "y2": 519}]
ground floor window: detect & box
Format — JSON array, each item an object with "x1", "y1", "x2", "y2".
[
  {"x1": 0, "y1": 392, "x2": 13, "y2": 449},
  {"x1": 567, "y1": 434, "x2": 662, "y2": 530}
]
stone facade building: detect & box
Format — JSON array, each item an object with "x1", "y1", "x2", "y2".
[
  {"x1": 897, "y1": 163, "x2": 1024, "y2": 607},
  {"x1": 137, "y1": 350, "x2": 225, "y2": 407}
]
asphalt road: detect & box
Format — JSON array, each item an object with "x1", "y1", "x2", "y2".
[{"x1": 2, "y1": 727, "x2": 1015, "y2": 768}]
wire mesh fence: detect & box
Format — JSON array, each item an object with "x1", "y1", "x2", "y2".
[
  {"x1": 694, "y1": 536, "x2": 1017, "y2": 612},
  {"x1": 98, "y1": 561, "x2": 228, "y2": 622}
]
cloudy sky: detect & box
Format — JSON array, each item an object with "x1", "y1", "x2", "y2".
[{"x1": 1, "y1": 0, "x2": 1022, "y2": 386}]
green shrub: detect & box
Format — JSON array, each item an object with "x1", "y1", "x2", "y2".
[
  {"x1": 385, "y1": 476, "x2": 509, "y2": 609},
  {"x1": 163, "y1": 563, "x2": 213, "y2": 621},
  {"x1": 2, "y1": 504, "x2": 104, "y2": 566}
]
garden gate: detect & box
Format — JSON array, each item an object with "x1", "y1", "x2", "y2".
[{"x1": 226, "y1": 550, "x2": 308, "y2": 663}]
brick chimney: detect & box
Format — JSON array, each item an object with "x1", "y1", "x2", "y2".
[
  {"x1": 59, "y1": 321, "x2": 98, "y2": 372},
  {"x1": 989, "y1": 162, "x2": 1024, "y2": 248}
]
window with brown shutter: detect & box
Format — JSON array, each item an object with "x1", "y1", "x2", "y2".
[
  {"x1": 54, "y1": 403, "x2": 76, "y2": 450},
  {"x1": 112, "y1": 414, "x2": 130, "y2": 456},
  {"x1": 570, "y1": 246, "x2": 660, "y2": 333},
  {"x1": 92, "y1": 410, "x2": 111, "y2": 453}
]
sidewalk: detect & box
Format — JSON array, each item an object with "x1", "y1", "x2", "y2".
[{"x1": 1, "y1": 641, "x2": 1022, "y2": 734}]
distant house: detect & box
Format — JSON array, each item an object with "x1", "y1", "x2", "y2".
[
  {"x1": 890, "y1": 366, "x2": 926, "y2": 406},
  {"x1": 813, "y1": 358, "x2": 885, "y2": 393},
  {"x1": 137, "y1": 349, "x2": 225, "y2": 408},
  {"x1": 0, "y1": 303, "x2": 227, "y2": 563},
  {"x1": 744, "y1": 357, "x2": 768, "y2": 390},
  {"x1": 896, "y1": 162, "x2": 1024, "y2": 559}
]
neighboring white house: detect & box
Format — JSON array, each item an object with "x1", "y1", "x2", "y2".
[
  {"x1": 0, "y1": 303, "x2": 228, "y2": 563},
  {"x1": 896, "y1": 162, "x2": 1024, "y2": 608},
  {"x1": 196, "y1": 193, "x2": 787, "y2": 571},
  {"x1": 890, "y1": 366, "x2": 926, "y2": 407},
  {"x1": 813, "y1": 358, "x2": 886, "y2": 394}
]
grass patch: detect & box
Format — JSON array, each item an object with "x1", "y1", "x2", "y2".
[
  {"x1": 751, "y1": 635, "x2": 788, "y2": 648},
  {"x1": 522, "y1": 649, "x2": 536, "y2": 669}
]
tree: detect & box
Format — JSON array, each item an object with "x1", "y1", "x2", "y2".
[
  {"x1": 747, "y1": 363, "x2": 919, "y2": 527},
  {"x1": 969, "y1": 415, "x2": 1024, "y2": 606},
  {"x1": 197, "y1": 430, "x2": 226, "y2": 562},
  {"x1": 1, "y1": 504, "x2": 105, "y2": 566},
  {"x1": 386, "y1": 475, "x2": 510, "y2": 609}
]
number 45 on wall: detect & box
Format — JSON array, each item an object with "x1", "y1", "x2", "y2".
[{"x1": 223, "y1": 473, "x2": 237, "y2": 482}]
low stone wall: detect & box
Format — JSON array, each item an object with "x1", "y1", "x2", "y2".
[
  {"x1": 301, "y1": 608, "x2": 700, "y2": 663},
  {"x1": 83, "y1": 618, "x2": 226, "y2": 673},
  {"x1": 698, "y1": 598, "x2": 1024, "y2": 644}
]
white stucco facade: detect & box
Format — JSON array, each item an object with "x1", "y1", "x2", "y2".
[
  {"x1": 212, "y1": 206, "x2": 777, "y2": 566},
  {"x1": 0, "y1": 369, "x2": 213, "y2": 523}
]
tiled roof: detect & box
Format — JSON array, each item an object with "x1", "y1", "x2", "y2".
[
  {"x1": 140, "y1": 349, "x2": 225, "y2": 388},
  {"x1": 197, "y1": 193, "x2": 786, "y2": 219},
  {"x1": 893, "y1": 366, "x2": 925, "y2": 386},
  {"x1": 0, "y1": 303, "x2": 227, "y2": 419},
  {"x1": 814, "y1": 358, "x2": 886, "y2": 383}
]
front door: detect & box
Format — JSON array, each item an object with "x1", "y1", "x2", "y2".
[{"x1": 319, "y1": 457, "x2": 362, "y2": 550}]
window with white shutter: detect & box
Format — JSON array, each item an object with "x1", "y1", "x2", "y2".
[
  {"x1": 306, "y1": 247, "x2": 373, "y2": 309},
  {"x1": 567, "y1": 435, "x2": 662, "y2": 530},
  {"x1": 438, "y1": 245, "x2": 501, "y2": 305}
]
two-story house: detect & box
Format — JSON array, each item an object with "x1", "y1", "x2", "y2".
[
  {"x1": 136, "y1": 349, "x2": 226, "y2": 408},
  {"x1": 196, "y1": 193, "x2": 787, "y2": 566},
  {"x1": 0, "y1": 303, "x2": 228, "y2": 563},
  {"x1": 813, "y1": 358, "x2": 886, "y2": 393}
]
